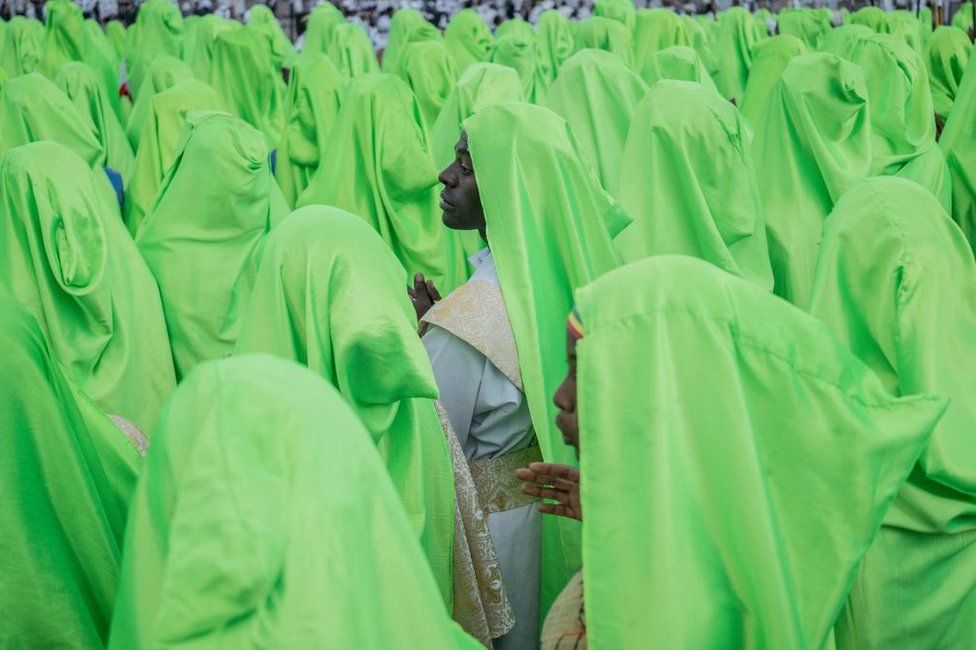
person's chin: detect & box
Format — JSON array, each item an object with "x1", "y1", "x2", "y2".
[{"x1": 441, "y1": 208, "x2": 461, "y2": 229}]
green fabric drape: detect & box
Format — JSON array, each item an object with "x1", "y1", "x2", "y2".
[
  {"x1": 808, "y1": 177, "x2": 976, "y2": 648},
  {"x1": 444, "y1": 9, "x2": 493, "y2": 74},
  {"x1": 639, "y1": 44, "x2": 717, "y2": 91},
  {"x1": 740, "y1": 34, "x2": 808, "y2": 126},
  {"x1": 124, "y1": 55, "x2": 193, "y2": 150},
  {"x1": 616, "y1": 80, "x2": 772, "y2": 289},
  {"x1": 235, "y1": 208, "x2": 455, "y2": 605},
  {"x1": 182, "y1": 13, "x2": 237, "y2": 83},
  {"x1": 777, "y1": 7, "x2": 832, "y2": 49},
  {"x1": 108, "y1": 353, "x2": 476, "y2": 649},
  {"x1": 489, "y1": 35, "x2": 549, "y2": 103},
  {"x1": 136, "y1": 112, "x2": 288, "y2": 379},
  {"x1": 752, "y1": 53, "x2": 871, "y2": 308},
  {"x1": 325, "y1": 22, "x2": 380, "y2": 79},
  {"x1": 547, "y1": 49, "x2": 647, "y2": 193},
  {"x1": 573, "y1": 16, "x2": 634, "y2": 66},
  {"x1": 465, "y1": 102, "x2": 629, "y2": 613},
  {"x1": 925, "y1": 25, "x2": 972, "y2": 120},
  {"x1": 0, "y1": 141, "x2": 175, "y2": 430},
  {"x1": 296, "y1": 73, "x2": 457, "y2": 290},
  {"x1": 953, "y1": 2, "x2": 974, "y2": 34},
  {"x1": 495, "y1": 18, "x2": 534, "y2": 41},
  {"x1": 382, "y1": 8, "x2": 441, "y2": 76},
  {"x1": 593, "y1": 0, "x2": 636, "y2": 32},
  {"x1": 124, "y1": 0, "x2": 184, "y2": 100},
  {"x1": 682, "y1": 13, "x2": 718, "y2": 78},
  {"x1": 713, "y1": 6, "x2": 765, "y2": 103},
  {"x1": 124, "y1": 79, "x2": 224, "y2": 234},
  {"x1": 246, "y1": 4, "x2": 296, "y2": 71},
  {"x1": 302, "y1": 1, "x2": 343, "y2": 55},
  {"x1": 887, "y1": 9, "x2": 925, "y2": 53},
  {"x1": 0, "y1": 294, "x2": 141, "y2": 648},
  {"x1": 536, "y1": 9, "x2": 575, "y2": 83},
  {"x1": 55, "y1": 61, "x2": 134, "y2": 183},
  {"x1": 819, "y1": 23, "x2": 872, "y2": 59},
  {"x1": 848, "y1": 32, "x2": 951, "y2": 212},
  {"x1": 940, "y1": 43, "x2": 976, "y2": 256},
  {"x1": 576, "y1": 254, "x2": 945, "y2": 649},
  {"x1": 401, "y1": 40, "x2": 459, "y2": 130},
  {"x1": 276, "y1": 53, "x2": 344, "y2": 207},
  {"x1": 105, "y1": 19, "x2": 125, "y2": 60},
  {"x1": 210, "y1": 28, "x2": 285, "y2": 149},
  {"x1": 850, "y1": 6, "x2": 888, "y2": 32},
  {"x1": 0, "y1": 17, "x2": 43, "y2": 77},
  {"x1": 633, "y1": 8, "x2": 692, "y2": 69}
]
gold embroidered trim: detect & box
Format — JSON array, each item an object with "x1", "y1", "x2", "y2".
[{"x1": 469, "y1": 444, "x2": 543, "y2": 515}]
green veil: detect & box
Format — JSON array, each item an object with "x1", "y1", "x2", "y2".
[
  {"x1": 489, "y1": 35, "x2": 549, "y2": 103},
  {"x1": 246, "y1": 4, "x2": 296, "y2": 71},
  {"x1": 633, "y1": 8, "x2": 692, "y2": 69},
  {"x1": 639, "y1": 45, "x2": 717, "y2": 91},
  {"x1": 382, "y1": 8, "x2": 441, "y2": 77},
  {"x1": 752, "y1": 53, "x2": 871, "y2": 308},
  {"x1": 940, "y1": 45, "x2": 976, "y2": 256},
  {"x1": 808, "y1": 177, "x2": 976, "y2": 648},
  {"x1": 302, "y1": 1, "x2": 343, "y2": 55},
  {"x1": 776, "y1": 7, "x2": 832, "y2": 49},
  {"x1": 593, "y1": 0, "x2": 635, "y2": 32},
  {"x1": 105, "y1": 19, "x2": 126, "y2": 60},
  {"x1": 124, "y1": 55, "x2": 194, "y2": 150},
  {"x1": 850, "y1": 6, "x2": 888, "y2": 32},
  {"x1": 576, "y1": 255, "x2": 945, "y2": 649},
  {"x1": 0, "y1": 141, "x2": 175, "y2": 431},
  {"x1": 326, "y1": 22, "x2": 380, "y2": 79},
  {"x1": 924, "y1": 25, "x2": 972, "y2": 121},
  {"x1": 465, "y1": 101, "x2": 629, "y2": 612},
  {"x1": 495, "y1": 18, "x2": 534, "y2": 41},
  {"x1": 819, "y1": 23, "x2": 873, "y2": 59},
  {"x1": 124, "y1": 0, "x2": 184, "y2": 100},
  {"x1": 573, "y1": 16, "x2": 634, "y2": 66},
  {"x1": 0, "y1": 17, "x2": 43, "y2": 77},
  {"x1": 0, "y1": 294, "x2": 142, "y2": 648},
  {"x1": 536, "y1": 10, "x2": 575, "y2": 83},
  {"x1": 887, "y1": 9, "x2": 925, "y2": 53},
  {"x1": 296, "y1": 73, "x2": 457, "y2": 291},
  {"x1": 547, "y1": 49, "x2": 647, "y2": 193},
  {"x1": 136, "y1": 112, "x2": 288, "y2": 379},
  {"x1": 108, "y1": 354, "x2": 476, "y2": 649},
  {"x1": 953, "y1": 2, "x2": 974, "y2": 34},
  {"x1": 235, "y1": 207, "x2": 455, "y2": 604},
  {"x1": 739, "y1": 34, "x2": 808, "y2": 126},
  {"x1": 276, "y1": 53, "x2": 344, "y2": 207},
  {"x1": 444, "y1": 9, "x2": 493, "y2": 74},
  {"x1": 616, "y1": 80, "x2": 772, "y2": 290},
  {"x1": 401, "y1": 40, "x2": 459, "y2": 130},
  {"x1": 713, "y1": 6, "x2": 765, "y2": 103},
  {"x1": 182, "y1": 13, "x2": 237, "y2": 83}
]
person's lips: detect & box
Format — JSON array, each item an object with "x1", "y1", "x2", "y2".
[{"x1": 440, "y1": 192, "x2": 454, "y2": 211}]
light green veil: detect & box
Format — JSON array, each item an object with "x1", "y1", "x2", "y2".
[
  {"x1": 739, "y1": 34, "x2": 808, "y2": 126},
  {"x1": 639, "y1": 45, "x2": 717, "y2": 91},
  {"x1": 124, "y1": 55, "x2": 194, "y2": 150},
  {"x1": 0, "y1": 16, "x2": 43, "y2": 77},
  {"x1": 302, "y1": 1, "x2": 343, "y2": 55},
  {"x1": 752, "y1": 53, "x2": 871, "y2": 308},
  {"x1": 808, "y1": 177, "x2": 976, "y2": 648},
  {"x1": 576, "y1": 254, "x2": 945, "y2": 649},
  {"x1": 776, "y1": 7, "x2": 832, "y2": 49},
  {"x1": 246, "y1": 4, "x2": 296, "y2": 71},
  {"x1": 953, "y1": 2, "x2": 974, "y2": 34},
  {"x1": 382, "y1": 8, "x2": 441, "y2": 76},
  {"x1": 713, "y1": 6, "x2": 765, "y2": 103},
  {"x1": 489, "y1": 34, "x2": 549, "y2": 103},
  {"x1": 124, "y1": 0, "x2": 184, "y2": 100},
  {"x1": 633, "y1": 8, "x2": 692, "y2": 69},
  {"x1": 819, "y1": 23, "x2": 873, "y2": 59},
  {"x1": 940, "y1": 43, "x2": 976, "y2": 256},
  {"x1": 105, "y1": 19, "x2": 126, "y2": 60},
  {"x1": 444, "y1": 9, "x2": 493, "y2": 74},
  {"x1": 182, "y1": 13, "x2": 237, "y2": 83},
  {"x1": 593, "y1": 0, "x2": 636, "y2": 32},
  {"x1": 495, "y1": 18, "x2": 534, "y2": 41},
  {"x1": 401, "y1": 40, "x2": 459, "y2": 130},
  {"x1": 616, "y1": 80, "x2": 772, "y2": 290},
  {"x1": 573, "y1": 16, "x2": 634, "y2": 66},
  {"x1": 850, "y1": 6, "x2": 888, "y2": 32},
  {"x1": 136, "y1": 112, "x2": 288, "y2": 379},
  {"x1": 235, "y1": 207, "x2": 455, "y2": 604},
  {"x1": 108, "y1": 354, "x2": 476, "y2": 649},
  {"x1": 924, "y1": 25, "x2": 972, "y2": 120},
  {"x1": 325, "y1": 22, "x2": 380, "y2": 79},
  {"x1": 536, "y1": 9, "x2": 575, "y2": 83}
]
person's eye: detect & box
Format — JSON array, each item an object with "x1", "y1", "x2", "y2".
[{"x1": 460, "y1": 165, "x2": 473, "y2": 176}]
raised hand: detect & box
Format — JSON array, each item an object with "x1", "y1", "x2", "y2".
[{"x1": 517, "y1": 462, "x2": 582, "y2": 521}]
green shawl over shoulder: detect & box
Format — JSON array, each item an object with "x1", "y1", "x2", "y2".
[
  {"x1": 108, "y1": 354, "x2": 476, "y2": 649},
  {"x1": 576, "y1": 255, "x2": 945, "y2": 649},
  {"x1": 940, "y1": 44, "x2": 976, "y2": 256},
  {"x1": 325, "y1": 22, "x2": 380, "y2": 79},
  {"x1": 235, "y1": 208, "x2": 455, "y2": 604},
  {"x1": 536, "y1": 9, "x2": 575, "y2": 83},
  {"x1": 633, "y1": 8, "x2": 692, "y2": 69},
  {"x1": 444, "y1": 9, "x2": 493, "y2": 74},
  {"x1": 136, "y1": 112, "x2": 288, "y2": 379},
  {"x1": 752, "y1": 53, "x2": 871, "y2": 308},
  {"x1": 0, "y1": 17, "x2": 43, "y2": 77},
  {"x1": 639, "y1": 45, "x2": 717, "y2": 91},
  {"x1": 808, "y1": 177, "x2": 976, "y2": 648},
  {"x1": 616, "y1": 81, "x2": 773, "y2": 290},
  {"x1": 465, "y1": 102, "x2": 629, "y2": 612},
  {"x1": 924, "y1": 25, "x2": 972, "y2": 121},
  {"x1": 401, "y1": 40, "x2": 459, "y2": 130},
  {"x1": 0, "y1": 142, "x2": 175, "y2": 431},
  {"x1": 0, "y1": 294, "x2": 142, "y2": 648},
  {"x1": 740, "y1": 34, "x2": 807, "y2": 126}
]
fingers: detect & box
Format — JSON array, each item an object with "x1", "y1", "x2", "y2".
[
  {"x1": 426, "y1": 279, "x2": 442, "y2": 302},
  {"x1": 413, "y1": 274, "x2": 427, "y2": 296}
]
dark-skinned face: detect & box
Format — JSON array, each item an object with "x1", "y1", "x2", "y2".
[
  {"x1": 437, "y1": 131, "x2": 487, "y2": 236},
  {"x1": 553, "y1": 329, "x2": 579, "y2": 455}
]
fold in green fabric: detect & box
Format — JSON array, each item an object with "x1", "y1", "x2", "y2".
[
  {"x1": 808, "y1": 177, "x2": 976, "y2": 648},
  {"x1": 465, "y1": 102, "x2": 629, "y2": 612},
  {"x1": 401, "y1": 40, "x2": 459, "y2": 130},
  {"x1": 639, "y1": 45, "x2": 717, "y2": 91},
  {"x1": 494, "y1": 18, "x2": 534, "y2": 41},
  {"x1": 326, "y1": 22, "x2": 380, "y2": 79},
  {"x1": 489, "y1": 35, "x2": 549, "y2": 103},
  {"x1": 776, "y1": 7, "x2": 832, "y2": 49},
  {"x1": 124, "y1": 0, "x2": 184, "y2": 100},
  {"x1": 616, "y1": 80, "x2": 772, "y2": 289},
  {"x1": 246, "y1": 4, "x2": 296, "y2": 71},
  {"x1": 296, "y1": 73, "x2": 456, "y2": 290},
  {"x1": 276, "y1": 53, "x2": 343, "y2": 207},
  {"x1": 0, "y1": 141, "x2": 175, "y2": 430},
  {"x1": 382, "y1": 8, "x2": 441, "y2": 77},
  {"x1": 108, "y1": 354, "x2": 477, "y2": 648},
  {"x1": 593, "y1": 0, "x2": 635, "y2": 32},
  {"x1": 573, "y1": 16, "x2": 634, "y2": 66},
  {"x1": 124, "y1": 55, "x2": 193, "y2": 150},
  {"x1": 536, "y1": 10, "x2": 575, "y2": 83},
  {"x1": 576, "y1": 254, "x2": 945, "y2": 649},
  {"x1": 850, "y1": 6, "x2": 888, "y2": 32},
  {"x1": 633, "y1": 8, "x2": 692, "y2": 69},
  {"x1": 887, "y1": 9, "x2": 925, "y2": 53},
  {"x1": 444, "y1": 9, "x2": 493, "y2": 74},
  {"x1": 136, "y1": 112, "x2": 288, "y2": 379},
  {"x1": 713, "y1": 6, "x2": 766, "y2": 103},
  {"x1": 740, "y1": 34, "x2": 807, "y2": 126},
  {"x1": 753, "y1": 53, "x2": 871, "y2": 308},
  {"x1": 235, "y1": 207, "x2": 455, "y2": 605},
  {"x1": 953, "y1": 2, "x2": 974, "y2": 34},
  {"x1": 182, "y1": 13, "x2": 237, "y2": 83},
  {"x1": 818, "y1": 23, "x2": 873, "y2": 59},
  {"x1": 547, "y1": 49, "x2": 647, "y2": 193},
  {"x1": 105, "y1": 19, "x2": 126, "y2": 61},
  {"x1": 940, "y1": 44, "x2": 976, "y2": 256},
  {"x1": 0, "y1": 17, "x2": 43, "y2": 77},
  {"x1": 0, "y1": 294, "x2": 141, "y2": 648},
  {"x1": 301, "y1": 1, "x2": 343, "y2": 55},
  {"x1": 124, "y1": 79, "x2": 224, "y2": 234},
  {"x1": 924, "y1": 25, "x2": 972, "y2": 120}
]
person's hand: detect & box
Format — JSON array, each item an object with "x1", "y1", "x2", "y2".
[
  {"x1": 407, "y1": 273, "x2": 441, "y2": 321},
  {"x1": 517, "y1": 462, "x2": 582, "y2": 521}
]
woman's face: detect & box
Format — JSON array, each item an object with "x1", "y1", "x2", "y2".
[
  {"x1": 554, "y1": 329, "x2": 579, "y2": 453},
  {"x1": 437, "y1": 131, "x2": 486, "y2": 233}
]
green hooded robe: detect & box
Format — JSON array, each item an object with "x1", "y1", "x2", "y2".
[
  {"x1": 573, "y1": 16, "x2": 634, "y2": 67},
  {"x1": 739, "y1": 34, "x2": 808, "y2": 126},
  {"x1": 105, "y1": 19, "x2": 125, "y2": 60},
  {"x1": 382, "y1": 8, "x2": 441, "y2": 76},
  {"x1": 593, "y1": 0, "x2": 636, "y2": 32},
  {"x1": 246, "y1": 4, "x2": 296, "y2": 71},
  {"x1": 924, "y1": 25, "x2": 972, "y2": 121},
  {"x1": 326, "y1": 22, "x2": 380, "y2": 79},
  {"x1": 819, "y1": 23, "x2": 873, "y2": 59},
  {"x1": 495, "y1": 18, "x2": 534, "y2": 41},
  {"x1": 401, "y1": 40, "x2": 459, "y2": 130},
  {"x1": 0, "y1": 16, "x2": 43, "y2": 78},
  {"x1": 124, "y1": 0, "x2": 184, "y2": 100},
  {"x1": 713, "y1": 6, "x2": 765, "y2": 103},
  {"x1": 953, "y1": 2, "x2": 974, "y2": 34},
  {"x1": 489, "y1": 35, "x2": 549, "y2": 103},
  {"x1": 444, "y1": 9, "x2": 493, "y2": 74},
  {"x1": 182, "y1": 13, "x2": 237, "y2": 83},
  {"x1": 536, "y1": 9, "x2": 575, "y2": 83},
  {"x1": 124, "y1": 55, "x2": 194, "y2": 150},
  {"x1": 302, "y1": 1, "x2": 343, "y2": 55},
  {"x1": 776, "y1": 7, "x2": 832, "y2": 49},
  {"x1": 639, "y1": 44, "x2": 718, "y2": 91},
  {"x1": 940, "y1": 42, "x2": 976, "y2": 256},
  {"x1": 632, "y1": 8, "x2": 692, "y2": 69},
  {"x1": 850, "y1": 6, "x2": 888, "y2": 33}
]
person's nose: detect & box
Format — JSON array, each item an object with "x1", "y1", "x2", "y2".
[{"x1": 438, "y1": 165, "x2": 457, "y2": 188}]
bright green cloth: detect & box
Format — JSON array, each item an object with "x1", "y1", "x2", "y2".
[
  {"x1": 108, "y1": 353, "x2": 476, "y2": 648},
  {"x1": 633, "y1": 8, "x2": 692, "y2": 69},
  {"x1": 776, "y1": 7, "x2": 831, "y2": 49},
  {"x1": 808, "y1": 177, "x2": 976, "y2": 648},
  {"x1": 210, "y1": 28, "x2": 285, "y2": 149},
  {"x1": 235, "y1": 208, "x2": 455, "y2": 605},
  {"x1": 302, "y1": 1, "x2": 343, "y2": 55},
  {"x1": 682, "y1": 13, "x2": 718, "y2": 78},
  {"x1": 925, "y1": 25, "x2": 972, "y2": 120},
  {"x1": 740, "y1": 34, "x2": 808, "y2": 126},
  {"x1": 444, "y1": 9, "x2": 493, "y2": 74},
  {"x1": 713, "y1": 6, "x2": 765, "y2": 103},
  {"x1": 940, "y1": 42, "x2": 976, "y2": 256},
  {"x1": 0, "y1": 141, "x2": 175, "y2": 430},
  {"x1": 536, "y1": 9, "x2": 574, "y2": 82},
  {"x1": 616, "y1": 80, "x2": 772, "y2": 289},
  {"x1": 495, "y1": 18, "x2": 534, "y2": 41},
  {"x1": 752, "y1": 53, "x2": 871, "y2": 308},
  {"x1": 105, "y1": 19, "x2": 126, "y2": 60},
  {"x1": 276, "y1": 53, "x2": 344, "y2": 207},
  {"x1": 593, "y1": 0, "x2": 636, "y2": 32},
  {"x1": 575, "y1": 254, "x2": 945, "y2": 649},
  {"x1": 124, "y1": 79, "x2": 224, "y2": 234},
  {"x1": 246, "y1": 4, "x2": 296, "y2": 70},
  {"x1": 124, "y1": 55, "x2": 193, "y2": 150},
  {"x1": 887, "y1": 9, "x2": 925, "y2": 52},
  {"x1": 953, "y1": 2, "x2": 974, "y2": 34},
  {"x1": 573, "y1": 16, "x2": 634, "y2": 66},
  {"x1": 489, "y1": 35, "x2": 549, "y2": 103},
  {"x1": 124, "y1": 0, "x2": 184, "y2": 100},
  {"x1": 819, "y1": 23, "x2": 873, "y2": 58},
  {"x1": 382, "y1": 8, "x2": 441, "y2": 76},
  {"x1": 182, "y1": 13, "x2": 236, "y2": 83},
  {"x1": 136, "y1": 112, "x2": 288, "y2": 379},
  {"x1": 295, "y1": 73, "x2": 456, "y2": 289},
  {"x1": 639, "y1": 45, "x2": 717, "y2": 91},
  {"x1": 401, "y1": 40, "x2": 458, "y2": 130},
  {"x1": 325, "y1": 22, "x2": 379, "y2": 78},
  {"x1": 0, "y1": 16, "x2": 43, "y2": 77},
  {"x1": 55, "y1": 61, "x2": 134, "y2": 183},
  {"x1": 547, "y1": 49, "x2": 647, "y2": 192},
  {"x1": 850, "y1": 6, "x2": 888, "y2": 32},
  {"x1": 465, "y1": 102, "x2": 629, "y2": 612},
  {"x1": 848, "y1": 33, "x2": 952, "y2": 212},
  {"x1": 0, "y1": 294, "x2": 141, "y2": 648}
]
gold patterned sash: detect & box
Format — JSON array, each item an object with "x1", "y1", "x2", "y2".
[{"x1": 469, "y1": 445, "x2": 543, "y2": 514}]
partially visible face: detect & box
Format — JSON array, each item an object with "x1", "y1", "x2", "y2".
[
  {"x1": 437, "y1": 131, "x2": 486, "y2": 232},
  {"x1": 554, "y1": 329, "x2": 579, "y2": 454}
]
